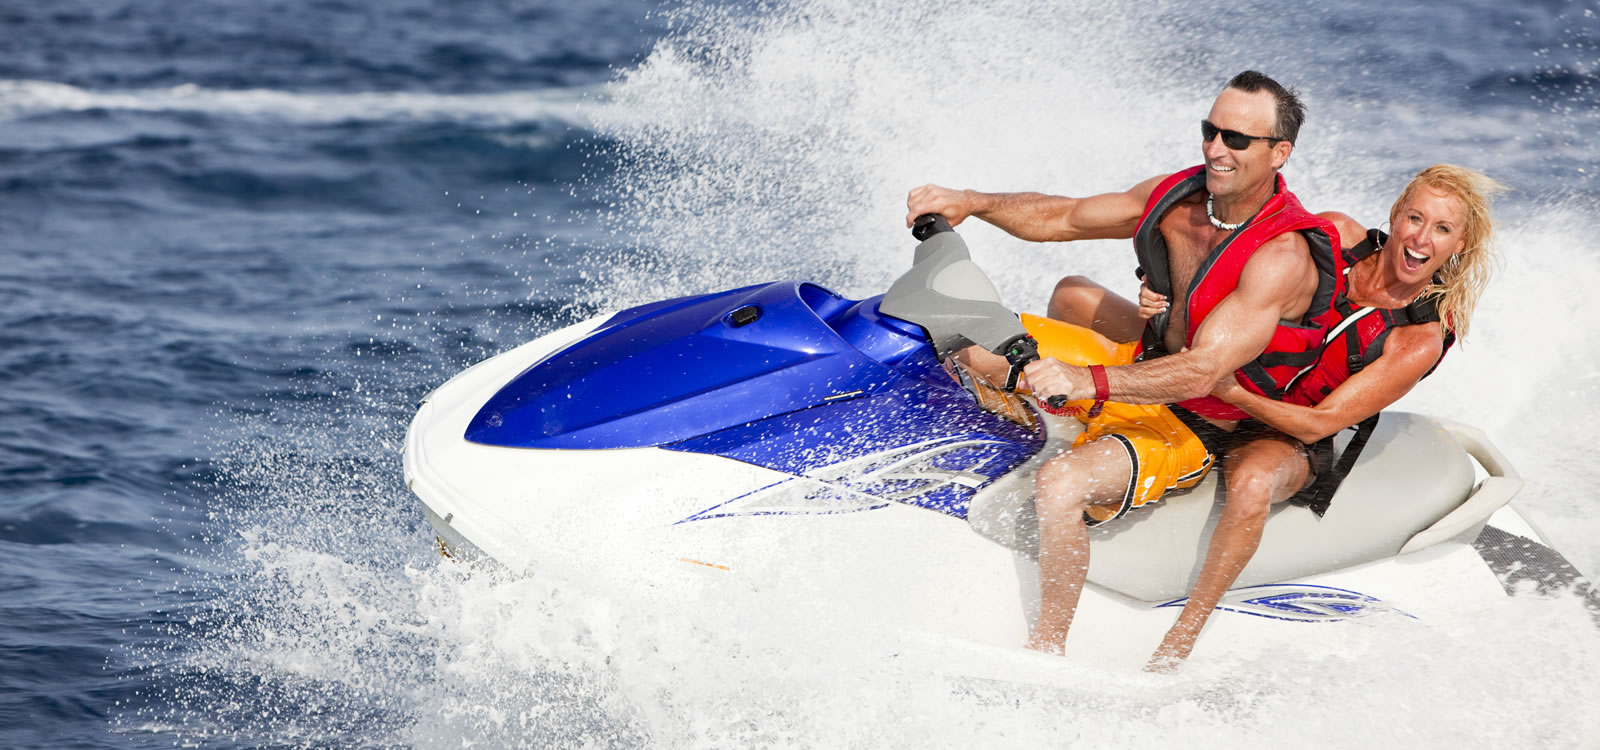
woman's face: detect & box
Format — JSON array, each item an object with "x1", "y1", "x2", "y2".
[{"x1": 1387, "y1": 185, "x2": 1467, "y2": 285}]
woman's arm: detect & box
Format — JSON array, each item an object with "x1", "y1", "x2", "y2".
[{"x1": 1213, "y1": 325, "x2": 1446, "y2": 443}]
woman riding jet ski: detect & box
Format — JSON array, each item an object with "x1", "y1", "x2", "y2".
[{"x1": 402, "y1": 215, "x2": 1597, "y2": 668}]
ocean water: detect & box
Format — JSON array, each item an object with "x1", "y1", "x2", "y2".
[{"x1": 2, "y1": 0, "x2": 1598, "y2": 747}]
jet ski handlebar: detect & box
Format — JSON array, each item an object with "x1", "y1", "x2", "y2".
[
  {"x1": 889, "y1": 214, "x2": 1069, "y2": 410},
  {"x1": 910, "y1": 213, "x2": 954, "y2": 242},
  {"x1": 997, "y1": 330, "x2": 1069, "y2": 410}
]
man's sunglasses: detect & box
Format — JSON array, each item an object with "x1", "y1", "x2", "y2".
[{"x1": 1201, "y1": 120, "x2": 1284, "y2": 150}]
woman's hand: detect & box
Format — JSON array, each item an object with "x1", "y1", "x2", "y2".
[{"x1": 1137, "y1": 283, "x2": 1168, "y2": 320}]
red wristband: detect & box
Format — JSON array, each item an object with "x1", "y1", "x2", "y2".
[{"x1": 1087, "y1": 364, "x2": 1110, "y2": 418}]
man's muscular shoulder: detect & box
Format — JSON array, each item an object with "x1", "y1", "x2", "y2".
[
  {"x1": 1122, "y1": 173, "x2": 1178, "y2": 218},
  {"x1": 1237, "y1": 230, "x2": 1317, "y2": 315},
  {"x1": 1251, "y1": 230, "x2": 1312, "y2": 263}
]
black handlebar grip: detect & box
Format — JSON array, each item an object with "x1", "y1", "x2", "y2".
[{"x1": 911, "y1": 214, "x2": 953, "y2": 242}]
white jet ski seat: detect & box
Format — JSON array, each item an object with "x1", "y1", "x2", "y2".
[{"x1": 968, "y1": 412, "x2": 1521, "y2": 602}]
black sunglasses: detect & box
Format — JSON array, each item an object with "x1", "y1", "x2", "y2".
[{"x1": 1201, "y1": 120, "x2": 1283, "y2": 150}]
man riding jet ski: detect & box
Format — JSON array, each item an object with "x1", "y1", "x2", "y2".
[{"x1": 906, "y1": 70, "x2": 1340, "y2": 668}]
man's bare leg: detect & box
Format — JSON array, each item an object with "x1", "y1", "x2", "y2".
[
  {"x1": 1025, "y1": 438, "x2": 1133, "y2": 654},
  {"x1": 1145, "y1": 436, "x2": 1311, "y2": 671},
  {"x1": 1047, "y1": 275, "x2": 1144, "y2": 343},
  {"x1": 950, "y1": 346, "x2": 1013, "y2": 386}
]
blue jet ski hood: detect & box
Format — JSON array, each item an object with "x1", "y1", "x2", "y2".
[{"x1": 465, "y1": 281, "x2": 931, "y2": 449}]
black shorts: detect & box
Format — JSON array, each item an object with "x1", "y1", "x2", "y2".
[
  {"x1": 1167, "y1": 404, "x2": 1279, "y2": 455},
  {"x1": 1168, "y1": 404, "x2": 1334, "y2": 515}
]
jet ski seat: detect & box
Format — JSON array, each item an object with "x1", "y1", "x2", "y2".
[{"x1": 968, "y1": 411, "x2": 1498, "y2": 602}]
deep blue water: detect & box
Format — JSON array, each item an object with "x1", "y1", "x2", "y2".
[{"x1": 2, "y1": 0, "x2": 1598, "y2": 747}]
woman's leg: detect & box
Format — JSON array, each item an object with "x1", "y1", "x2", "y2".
[{"x1": 1047, "y1": 275, "x2": 1144, "y2": 343}]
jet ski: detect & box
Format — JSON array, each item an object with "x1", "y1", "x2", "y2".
[{"x1": 402, "y1": 215, "x2": 1598, "y2": 667}]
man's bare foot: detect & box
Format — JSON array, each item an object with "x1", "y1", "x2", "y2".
[
  {"x1": 1024, "y1": 633, "x2": 1066, "y2": 656},
  {"x1": 1143, "y1": 652, "x2": 1184, "y2": 673}
]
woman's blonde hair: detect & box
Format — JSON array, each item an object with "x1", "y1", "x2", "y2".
[{"x1": 1387, "y1": 164, "x2": 1506, "y2": 338}]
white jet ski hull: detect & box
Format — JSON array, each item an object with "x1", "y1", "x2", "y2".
[{"x1": 404, "y1": 312, "x2": 1596, "y2": 668}]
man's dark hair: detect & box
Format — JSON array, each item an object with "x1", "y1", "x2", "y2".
[{"x1": 1225, "y1": 70, "x2": 1304, "y2": 144}]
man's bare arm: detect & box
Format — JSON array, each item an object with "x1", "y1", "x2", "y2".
[
  {"x1": 1023, "y1": 233, "x2": 1316, "y2": 403},
  {"x1": 905, "y1": 174, "x2": 1167, "y2": 243}
]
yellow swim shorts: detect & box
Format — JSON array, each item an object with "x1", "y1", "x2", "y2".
[{"x1": 1021, "y1": 314, "x2": 1216, "y2": 526}]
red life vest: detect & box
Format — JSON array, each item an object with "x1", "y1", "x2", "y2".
[
  {"x1": 1280, "y1": 228, "x2": 1455, "y2": 516},
  {"x1": 1284, "y1": 228, "x2": 1454, "y2": 406},
  {"x1": 1132, "y1": 165, "x2": 1341, "y2": 421}
]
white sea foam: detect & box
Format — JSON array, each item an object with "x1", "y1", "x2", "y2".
[
  {"x1": 0, "y1": 78, "x2": 596, "y2": 126},
  {"x1": 196, "y1": 480, "x2": 1600, "y2": 748}
]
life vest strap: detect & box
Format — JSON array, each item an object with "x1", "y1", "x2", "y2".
[
  {"x1": 1236, "y1": 361, "x2": 1284, "y2": 400},
  {"x1": 1257, "y1": 349, "x2": 1320, "y2": 369},
  {"x1": 1293, "y1": 413, "x2": 1381, "y2": 516}
]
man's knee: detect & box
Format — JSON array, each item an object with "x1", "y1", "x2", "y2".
[
  {"x1": 1034, "y1": 441, "x2": 1125, "y2": 522},
  {"x1": 1053, "y1": 275, "x2": 1099, "y2": 296},
  {"x1": 1034, "y1": 456, "x2": 1089, "y2": 521},
  {"x1": 1036, "y1": 457, "x2": 1088, "y2": 514},
  {"x1": 1047, "y1": 275, "x2": 1143, "y2": 342}
]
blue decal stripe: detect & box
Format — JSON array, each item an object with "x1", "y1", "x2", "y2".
[
  {"x1": 1156, "y1": 583, "x2": 1413, "y2": 623},
  {"x1": 676, "y1": 479, "x2": 793, "y2": 524},
  {"x1": 680, "y1": 504, "x2": 894, "y2": 524},
  {"x1": 667, "y1": 356, "x2": 1045, "y2": 520}
]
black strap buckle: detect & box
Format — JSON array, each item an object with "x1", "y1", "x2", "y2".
[{"x1": 1000, "y1": 334, "x2": 1040, "y2": 391}]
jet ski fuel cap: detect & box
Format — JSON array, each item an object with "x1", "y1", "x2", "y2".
[{"x1": 727, "y1": 304, "x2": 762, "y2": 327}]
